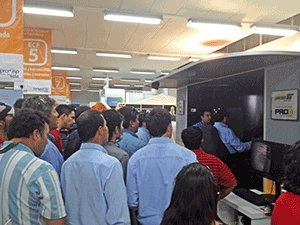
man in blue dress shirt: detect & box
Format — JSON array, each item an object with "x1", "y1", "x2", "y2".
[
  {"x1": 117, "y1": 107, "x2": 147, "y2": 157},
  {"x1": 136, "y1": 112, "x2": 151, "y2": 144},
  {"x1": 61, "y1": 110, "x2": 130, "y2": 225},
  {"x1": 127, "y1": 108, "x2": 197, "y2": 225}
]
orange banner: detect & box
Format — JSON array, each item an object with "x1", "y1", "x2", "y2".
[
  {"x1": 66, "y1": 80, "x2": 72, "y2": 101},
  {"x1": 0, "y1": 0, "x2": 23, "y2": 54},
  {"x1": 51, "y1": 71, "x2": 67, "y2": 96},
  {"x1": 23, "y1": 27, "x2": 52, "y2": 80}
]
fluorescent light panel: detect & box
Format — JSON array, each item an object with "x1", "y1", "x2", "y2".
[
  {"x1": 70, "y1": 82, "x2": 80, "y2": 86},
  {"x1": 93, "y1": 68, "x2": 119, "y2": 73},
  {"x1": 71, "y1": 89, "x2": 81, "y2": 92},
  {"x1": 120, "y1": 79, "x2": 140, "y2": 82},
  {"x1": 23, "y1": 6, "x2": 74, "y2": 17},
  {"x1": 67, "y1": 76, "x2": 82, "y2": 80},
  {"x1": 187, "y1": 20, "x2": 240, "y2": 30},
  {"x1": 189, "y1": 58, "x2": 201, "y2": 62},
  {"x1": 87, "y1": 89, "x2": 100, "y2": 93},
  {"x1": 114, "y1": 84, "x2": 130, "y2": 87},
  {"x1": 134, "y1": 84, "x2": 144, "y2": 88},
  {"x1": 145, "y1": 79, "x2": 152, "y2": 83},
  {"x1": 131, "y1": 70, "x2": 156, "y2": 75},
  {"x1": 250, "y1": 25, "x2": 298, "y2": 36},
  {"x1": 161, "y1": 71, "x2": 170, "y2": 75},
  {"x1": 52, "y1": 66, "x2": 79, "y2": 71},
  {"x1": 92, "y1": 77, "x2": 112, "y2": 81},
  {"x1": 104, "y1": 12, "x2": 161, "y2": 25},
  {"x1": 96, "y1": 52, "x2": 131, "y2": 58},
  {"x1": 4, "y1": 87, "x2": 14, "y2": 89},
  {"x1": 148, "y1": 55, "x2": 180, "y2": 61},
  {"x1": 51, "y1": 48, "x2": 77, "y2": 54}
]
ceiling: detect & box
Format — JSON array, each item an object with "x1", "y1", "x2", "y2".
[{"x1": 23, "y1": 0, "x2": 300, "y2": 91}]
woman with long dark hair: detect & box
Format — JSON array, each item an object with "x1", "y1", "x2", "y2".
[{"x1": 161, "y1": 162, "x2": 220, "y2": 225}]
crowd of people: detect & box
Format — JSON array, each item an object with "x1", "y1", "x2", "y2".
[{"x1": 0, "y1": 96, "x2": 299, "y2": 225}]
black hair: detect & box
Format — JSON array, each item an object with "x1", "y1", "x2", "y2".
[
  {"x1": 56, "y1": 104, "x2": 75, "y2": 117},
  {"x1": 146, "y1": 108, "x2": 171, "y2": 137},
  {"x1": 213, "y1": 109, "x2": 229, "y2": 122},
  {"x1": 283, "y1": 141, "x2": 300, "y2": 195},
  {"x1": 13, "y1": 98, "x2": 25, "y2": 109},
  {"x1": 22, "y1": 96, "x2": 56, "y2": 119},
  {"x1": 161, "y1": 162, "x2": 217, "y2": 225},
  {"x1": 200, "y1": 107, "x2": 212, "y2": 117},
  {"x1": 7, "y1": 109, "x2": 48, "y2": 140},
  {"x1": 138, "y1": 112, "x2": 148, "y2": 127},
  {"x1": 181, "y1": 126, "x2": 203, "y2": 150},
  {"x1": 77, "y1": 109, "x2": 105, "y2": 142},
  {"x1": 101, "y1": 109, "x2": 124, "y2": 141},
  {"x1": 75, "y1": 106, "x2": 90, "y2": 120},
  {"x1": 118, "y1": 107, "x2": 138, "y2": 129}
]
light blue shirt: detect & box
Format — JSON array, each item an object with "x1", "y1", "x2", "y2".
[
  {"x1": 136, "y1": 127, "x2": 151, "y2": 144},
  {"x1": 0, "y1": 141, "x2": 66, "y2": 225},
  {"x1": 40, "y1": 134, "x2": 64, "y2": 176},
  {"x1": 117, "y1": 129, "x2": 147, "y2": 157},
  {"x1": 214, "y1": 122, "x2": 252, "y2": 154},
  {"x1": 61, "y1": 143, "x2": 130, "y2": 225},
  {"x1": 127, "y1": 137, "x2": 197, "y2": 225}
]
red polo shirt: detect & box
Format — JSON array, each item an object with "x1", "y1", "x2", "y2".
[{"x1": 192, "y1": 149, "x2": 237, "y2": 189}]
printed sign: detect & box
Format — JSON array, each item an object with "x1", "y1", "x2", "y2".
[
  {"x1": 0, "y1": 0, "x2": 24, "y2": 82},
  {"x1": 271, "y1": 89, "x2": 298, "y2": 120},
  {"x1": 51, "y1": 71, "x2": 67, "y2": 96}
]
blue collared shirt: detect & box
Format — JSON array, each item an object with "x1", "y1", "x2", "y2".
[
  {"x1": 127, "y1": 137, "x2": 197, "y2": 225},
  {"x1": 193, "y1": 120, "x2": 204, "y2": 127},
  {"x1": 136, "y1": 127, "x2": 151, "y2": 144},
  {"x1": 61, "y1": 143, "x2": 130, "y2": 225},
  {"x1": 117, "y1": 129, "x2": 147, "y2": 157},
  {"x1": 0, "y1": 141, "x2": 66, "y2": 225},
  {"x1": 214, "y1": 122, "x2": 252, "y2": 154},
  {"x1": 40, "y1": 134, "x2": 64, "y2": 176}
]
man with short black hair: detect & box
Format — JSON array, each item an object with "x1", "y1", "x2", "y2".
[
  {"x1": 117, "y1": 107, "x2": 146, "y2": 157},
  {"x1": 181, "y1": 126, "x2": 237, "y2": 199},
  {"x1": 23, "y1": 96, "x2": 64, "y2": 176},
  {"x1": 127, "y1": 108, "x2": 196, "y2": 225},
  {"x1": 193, "y1": 107, "x2": 213, "y2": 126},
  {"x1": 61, "y1": 110, "x2": 130, "y2": 225},
  {"x1": 136, "y1": 112, "x2": 150, "y2": 144},
  {"x1": 0, "y1": 102, "x2": 14, "y2": 146},
  {"x1": 0, "y1": 109, "x2": 66, "y2": 225}
]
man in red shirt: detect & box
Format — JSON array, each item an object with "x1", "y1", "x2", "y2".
[
  {"x1": 0, "y1": 102, "x2": 14, "y2": 147},
  {"x1": 50, "y1": 104, "x2": 75, "y2": 153},
  {"x1": 181, "y1": 126, "x2": 237, "y2": 199}
]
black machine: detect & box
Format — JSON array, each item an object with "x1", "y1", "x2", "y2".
[{"x1": 234, "y1": 140, "x2": 290, "y2": 206}]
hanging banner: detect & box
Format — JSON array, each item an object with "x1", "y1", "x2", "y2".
[
  {"x1": 22, "y1": 27, "x2": 52, "y2": 94},
  {"x1": 50, "y1": 71, "x2": 69, "y2": 104},
  {"x1": 0, "y1": 0, "x2": 24, "y2": 82},
  {"x1": 66, "y1": 80, "x2": 71, "y2": 103}
]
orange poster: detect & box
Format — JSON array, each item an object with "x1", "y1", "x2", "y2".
[
  {"x1": 51, "y1": 71, "x2": 67, "y2": 96},
  {"x1": 24, "y1": 27, "x2": 52, "y2": 80},
  {"x1": 0, "y1": 0, "x2": 24, "y2": 82},
  {"x1": 66, "y1": 80, "x2": 72, "y2": 102}
]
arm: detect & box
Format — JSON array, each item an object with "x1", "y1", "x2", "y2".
[
  {"x1": 129, "y1": 207, "x2": 139, "y2": 225},
  {"x1": 228, "y1": 129, "x2": 252, "y2": 153},
  {"x1": 44, "y1": 217, "x2": 66, "y2": 225},
  {"x1": 218, "y1": 183, "x2": 237, "y2": 200}
]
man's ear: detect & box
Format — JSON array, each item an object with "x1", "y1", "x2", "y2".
[
  {"x1": 32, "y1": 129, "x2": 40, "y2": 141},
  {"x1": 166, "y1": 123, "x2": 173, "y2": 136},
  {"x1": 0, "y1": 120, "x2": 5, "y2": 128}
]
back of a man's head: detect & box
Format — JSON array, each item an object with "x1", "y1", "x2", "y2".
[
  {"x1": 101, "y1": 109, "x2": 124, "y2": 141},
  {"x1": 77, "y1": 109, "x2": 105, "y2": 142},
  {"x1": 75, "y1": 106, "x2": 90, "y2": 121},
  {"x1": 7, "y1": 108, "x2": 48, "y2": 140},
  {"x1": 56, "y1": 104, "x2": 74, "y2": 117},
  {"x1": 146, "y1": 108, "x2": 171, "y2": 137},
  {"x1": 118, "y1": 107, "x2": 138, "y2": 129},
  {"x1": 181, "y1": 126, "x2": 203, "y2": 150},
  {"x1": 213, "y1": 109, "x2": 229, "y2": 123},
  {"x1": 22, "y1": 96, "x2": 56, "y2": 120}
]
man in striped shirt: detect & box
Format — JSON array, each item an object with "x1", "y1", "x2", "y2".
[
  {"x1": 181, "y1": 126, "x2": 237, "y2": 199},
  {"x1": 0, "y1": 109, "x2": 66, "y2": 225}
]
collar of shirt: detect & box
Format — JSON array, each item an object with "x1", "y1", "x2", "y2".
[
  {"x1": 80, "y1": 142, "x2": 107, "y2": 154},
  {"x1": 123, "y1": 129, "x2": 138, "y2": 138},
  {"x1": 148, "y1": 137, "x2": 172, "y2": 145},
  {"x1": 214, "y1": 122, "x2": 228, "y2": 128},
  {"x1": 48, "y1": 133, "x2": 55, "y2": 142},
  {"x1": 2, "y1": 141, "x2": 35, "y2": 156}
]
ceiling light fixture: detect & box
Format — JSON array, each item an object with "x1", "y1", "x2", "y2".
[
  {"x1": 189, "y1": 58, "x2": 201, "y2": 62},
  {"x1": 187, "y1": 20, "x2": 240, "y2": 30},
  {"x1": 104, "y1": 12, "x2": 162, "y2": 25},
  {"x1": 120, "y1": 79, "x2": 140, "y2": 82},
  {"x1": 87, "y1": 89, "x2": 100, "y2": 93},
  {"x1": 70, "y1": 82, "x2": 80, "y2": 86},
  {"x1": 147, "y1": 55, "x2": 180, "y2": 61},
  {"x1": 114, "y1": 84, "x2": 130, "y2": 87},
  {"x1": 160, "y1": 71, "x2": 170, "y2": 75},
  {"x1": 71, "y1": 89, "x2": 81, "y2": 92},
  {"x1": 96, "y1": 52, "x2": 131, "y2": 58},
  {"x1": 131, "y1": 70, "x2": 156, "y2": 75},
  {"x1": 92, "y1": 77, "x2": 112, "y2": 81},
  {"x1": 67, "y1": 76, "x2": 82, "y2": 80},
  {"x1": 23, "y1": 6, "x2": 74, "y2": 17},
  {"x1": 134, "y1": 84, "x2": 144, "y2": 88},
  {"x1": 144, "y1": 79, "x2": 152, "y2": 83},
  {"x1": 250, "y1": 25, "x2": 299, "y2": 36},
  {"x1": 52, "y1": 66, "x2": 80, "y2": 71},
  {"x1": 51, "y1": 48, "x2": 77, "y2": 54},
  {"x1": 93, "y1": 68, "x2": 119, "y2": 73},
  {"x1": 4, "y1": 87, "x2": 14, "y2": 89}
]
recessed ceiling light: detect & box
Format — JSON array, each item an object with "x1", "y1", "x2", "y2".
[
  {"x1": 92, "y1": 77, "x2": 112, "y2": 81},
  {"x1": 23, "y1": 6, "x2": 74, "y2": 17},
  {"x1": 145, "y1": 79, "x2": 152, "y2": 83},
  {"x1": 147, "y1": 55, "x2": 180, "y2": 61},
  {"x1": 67, "y1": 76, "x2": 82, "y2": 80},
  {"x1": 120, "y1": 79, "x2": 140, "y2": 82},
  {"x1": 51, "y1": 48, "x2": 77, "y2": 54},
  {"x1": 134, "y1": 84, "x2": 144, "y2": 88},
  {"x1": 187, "y1": 20, "x2": 240, "y2": 30},
  {"x1": 161, "y1": 71, "x2": 170, "y2": 75},
  {"x1": 70, "y1": 82, "x2": 80, "y2": 86},
  {"x1": 93, "y1": 68, "x2": 119, "y2": 73},
  {"x1": 87, "y1": 89, "x2": 100, "y2": 93},
  {"x1": 131, "y1": 70, "x2": 156, "y2": 75},
  {"x1": 4, "y1": 87, "x2": 14, "y2": 89},
  {"x1": 250, "y1": 25, "x2": 299, "y2": 36},
  {"x1": 104, "y1": 12, "x2": 162, "y2": 25},
  {"x1": 188, "y1": 58, "x2": 201, "y2": 62},
  {"x1": 71, "y1": 89, "x2": 81, "y2": 92},
  {"x1": 52, "y1": 66, "x2": 80, "y2": 71},
  {"x1": 114, "y1": 84, "x2": 131, "y2": 87},
  {"x1": 96, "y1": 52, "x2": 131, "y2": 58}
]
